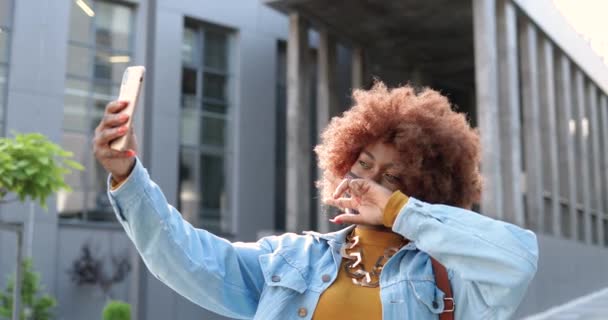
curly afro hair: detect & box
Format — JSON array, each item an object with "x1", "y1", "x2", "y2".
[{"x1": 314, "y1": 81, "x2": 482, "y2": 209}]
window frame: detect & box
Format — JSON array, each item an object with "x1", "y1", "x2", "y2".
[{"x1": 178, "y1": 19, "x2": 235, "y2": 235}]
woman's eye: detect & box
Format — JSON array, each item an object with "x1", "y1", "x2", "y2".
[
  {"x1": 384, "y1": 173, "x2": 399, "y2": 184},
  {"x1": 358, "y1": 160, "x2": 370, "y2": 169}
]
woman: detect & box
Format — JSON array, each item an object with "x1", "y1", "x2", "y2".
[{"x1": 94, "y1": 82, "x2": 538, "y2": 319}]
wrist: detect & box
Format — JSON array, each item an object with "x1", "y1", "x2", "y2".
[
  {"x1": 382, "y1": 191, "x2": 409, "y2": 227},
  {"x1": 112, "y1": 159, "x2": 136, "y2": 184}
]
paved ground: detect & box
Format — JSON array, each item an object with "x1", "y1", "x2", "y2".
[{"x1": 522, "y1": 288, "x2": 608, "y2": 320}]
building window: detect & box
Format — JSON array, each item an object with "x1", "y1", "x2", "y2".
[
  {"x1": 0, "y1": 0, "x2": 13, "y2": 136},
  {"x1": 179, "y1": 21, "x2": 233, "y2": 234},
  {"x1": 58, "y1": 0, "x2": 134, "y2": 221}
]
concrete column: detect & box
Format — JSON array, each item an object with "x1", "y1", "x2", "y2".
[
  {"x1": 600, "y1": 95, "x2": 608, "y2": 246},
  {"x1": 555, "y1": 55, "x2": 578, "y2": 240},
  {"x1": 472, "y1": 0, "x2": 503, "y2": 219},
  {"x1": 519, "y1": 20, "x2": 544, "y2": 231},
  {"x1": 538, "y1": 38, "x2": 560, "y2": 236},
  {"x1": 587, "y1": 84, "x2": 603, "y2": 245},
  {"x1": 316, "y1": 29, "x2": 338, "y2": 233},
  {"x1": 351, "y1": 46, "x2": 364, "y2": 89},
  {"x1": 496, "y1": 0, "x2": 524, "y2": 225},
  {"x1": 286, "y1": 12, "x2": 311, "y2": 232},
  {"x1": 573, "y1": 69, "x2": 591, "y2": 244}
]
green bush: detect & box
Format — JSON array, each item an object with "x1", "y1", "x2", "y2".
[
  {"x1": 102, "y1": 301, "x2": 131, "y2": 320},
  {"x1": 0, "y1": 258, "x2": 57, "y2": 320},
  {"x1": 0, "y1": 132, "x2": 84, "y2": 208}
]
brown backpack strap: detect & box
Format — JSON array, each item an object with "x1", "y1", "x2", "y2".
[{"x1": 431, "y1": 257, "x2": 455, "y2": 320}]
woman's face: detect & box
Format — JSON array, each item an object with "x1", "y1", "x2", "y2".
[{"x1": 349, "y1": 142, "x2": 403, "y2": 192}]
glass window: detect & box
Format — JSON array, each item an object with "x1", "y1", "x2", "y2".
[
  {"x1": 181, "y1": 108, "x2": 197, "y2": 146},
  {"x1": 67, "y1": 45, "x2": 93, "y2": 78},
  {"x1": 95, "y1": 1, "x2": 131, "y2": 50},
  {"x1": 199, "y1": 153, "x2": 225, "y2": 210},
  {"x1": 203, "y1": 73, "x2": 226, "y2": 101},
  {"x1": 201, "y1": 115, "x2": 225, "y2": 147},
  {"x1": 61, "y1": 0, "x2": 134, "y2": 221},
  {"x1": 182, "y1": 67, "x2": 197, "y2": 96},
  {"x1": 182, "y1": 27, "x2": 198, "y2": 65},
  {"x1": 179, "y1": 23, "x2": 232, "y2": 233},
  {"x1": 179, "y1": 150, "x2": 198, "y2": 223},
  {"x1": 204, "y1": 31, "x2": 227, "y2": 70},
  {"x1": 69, "y1": 0, "x2": 93, "y2": 44}
]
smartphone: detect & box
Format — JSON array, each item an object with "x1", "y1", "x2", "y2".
[{"x1": 110, "y1": 66, "x2": 145, "y2": 151}]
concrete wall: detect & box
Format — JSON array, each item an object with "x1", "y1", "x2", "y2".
[{"x1": 515, "y1": 234, "x2": 608, "y2": 318}]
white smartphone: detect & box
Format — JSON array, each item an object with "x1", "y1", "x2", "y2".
[{"x1": 110, "y1": 66, "x2": 145, "y2": 151}]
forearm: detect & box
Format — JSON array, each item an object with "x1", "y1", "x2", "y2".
[
  {"x1": 107, "y1": 158, "x2": 267, "y2": 318},
  {"x1": 385, "y1": 193, "x2": 538, "y2": 308}
]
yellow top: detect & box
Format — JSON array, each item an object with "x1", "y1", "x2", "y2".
[{"x1": 313, "y1": 191, "x2": 409, "y2": 320}]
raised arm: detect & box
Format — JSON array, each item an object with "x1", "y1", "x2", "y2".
[
  {"x1": 108, "y1": 158, "x2": 270, "y2": 319},
  {"x1": 390, "y1": 196, "x2": 538, "y2": 318},
  {"x1": 93, "y1": 101, "x2": 270, "y2": 319}
]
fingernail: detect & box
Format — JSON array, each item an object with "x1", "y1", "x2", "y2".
[{"x1": 121, "y1": 114, "x2": 129, "y2": 120}]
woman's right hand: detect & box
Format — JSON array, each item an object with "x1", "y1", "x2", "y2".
[{"x1": 93, "y1": 100, "x2": 138, "y2": 183}]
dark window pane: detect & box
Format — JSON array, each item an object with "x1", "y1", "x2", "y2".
[
  {"x1": 202, "y1": 102, "x2": 227, "y2": 114},
  {"x1": 201, "y1": 115, "x2": 225, "y2": 147},
  {"x1": 179, "y1": 149, "x2": 198, "y2": 223},
  {"x1": 0, "y1": 0, "x2": 11, "y2": 27},
  {"x1": 199, "y1": 153, "x2": 224, "y2": 210},
  {"x1": 182, "y1": 67, "x2": 197, "y2": 95},
  {"x1": 69, "y1": 0, "x2": 93, "y2": 44},
  {"x1": 181, "y1": 108, "x2": 197, "y2": 146},
  {"x1": 67, "y1": 45, "x2": 93, "y2": 78},
  {"x1": 204, "y1": 31, "x2": 227, "y2": 70},
  {"x1": 182, "y1": 27, "x2": 198, "y2": 65},
  {"x1": 95, "y1": 2, "x2": 132, "y2": 51},
  {"x1": 203, "y1": 73, "x2": 226, "y2": 100}
]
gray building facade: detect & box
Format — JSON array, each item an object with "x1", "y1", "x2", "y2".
[{"x1": 0, "y1": 0, "x2": 606, "y2": 319}]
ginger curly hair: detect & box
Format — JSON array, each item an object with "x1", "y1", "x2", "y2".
[{"x1": 315, "y1": 82, "x2": 482, "y2": 208}]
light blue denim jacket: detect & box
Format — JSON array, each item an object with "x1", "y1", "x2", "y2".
[{"x1": 108, "y1": 159, "x2": 538, "y2": 320}]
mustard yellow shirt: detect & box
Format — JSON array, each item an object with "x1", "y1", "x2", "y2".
[{"x1": 313, "y1": 191, "x2": 409, "y2": 320}]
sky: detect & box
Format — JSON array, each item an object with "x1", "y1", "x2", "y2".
[{"x1": 553, "y1": 0, "x2": 608, "y2": 65}]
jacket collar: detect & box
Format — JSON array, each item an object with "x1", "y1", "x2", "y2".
[
  {"x1": 303, "y1": 225, "x2": 418, "y2": 251},
  {"x1": 303, "y1": 225, "x2": 355, "y2": 245}
]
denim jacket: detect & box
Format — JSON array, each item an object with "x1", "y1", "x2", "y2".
[{"x1": 108, "y1": 159, "x2": 538, "y2": 320}]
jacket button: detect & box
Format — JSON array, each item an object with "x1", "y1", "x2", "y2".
[
  {"x1": 298, "y1": 307, "x2": 308, "y2": 317},
  {"x1": 321, "y1": 274, "x2": 331, "y2": 282},
  {"x1": 271, "y1": 275, "x2": 281, "y2": 282},
  {"x1": 432, "y1": 300, "x2": 439, "y2": 308}
]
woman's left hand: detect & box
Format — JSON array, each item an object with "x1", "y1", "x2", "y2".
[{"x1": 324, "y1": 178, "x2": 394, "y2": 226}]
